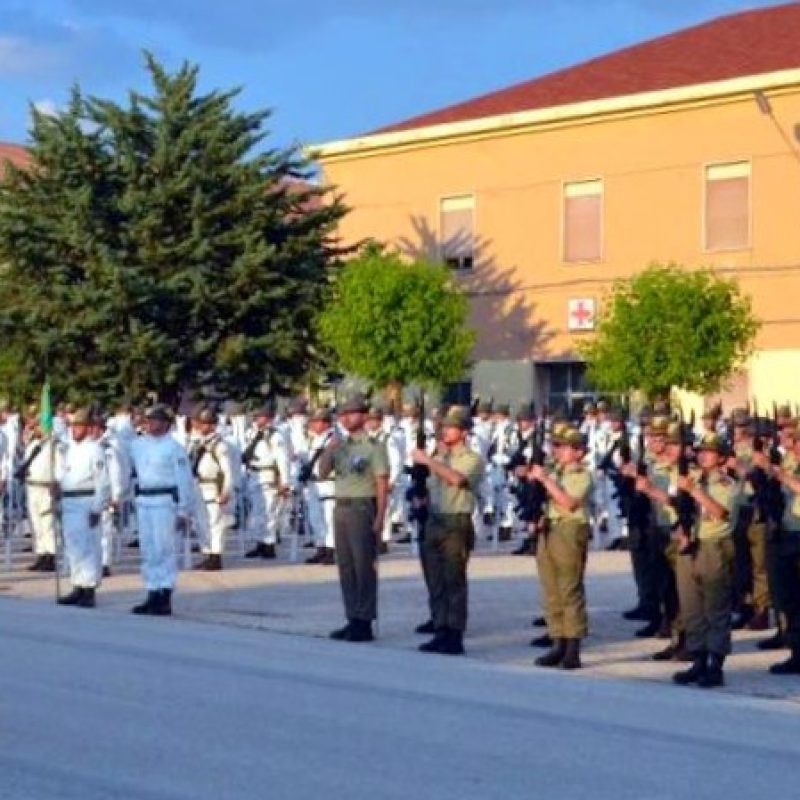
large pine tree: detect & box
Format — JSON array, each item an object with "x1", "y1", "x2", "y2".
[{"x1": 0, "y1": 55, "x2": 345, "y2": 405}]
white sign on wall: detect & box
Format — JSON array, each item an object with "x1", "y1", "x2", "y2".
[{"x1": 568, "y1": 298, "x2": 597, "y2": 331}]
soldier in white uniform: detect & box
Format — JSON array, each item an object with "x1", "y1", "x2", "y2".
[
  {"x1": 129, "y1": 404, "x2": 194, "y2": 615},
  {"x1": 189, "y1": 406, "x2": 235, "y2": 571},
  {"x1": 19, "y1": 407, "x2": 58, "y2": 572},
  {"x1": 366, "y1": 406, "x2": 405, "y2": 553},
  {"x1": 90, "y1": 413, "x2": 131, "y2": 577},
  {"x1": 56, "y1": 409, "x2": 110, "y2": 608},
  {"x1": 304, "y1": 408, "x2": 337, "y2": 564},
  {"x1": 488, "y1": 404, "x2": 516, "y2": 540},
  {"x1": 243, "y1": 403, "x2": 290, "y2": 559}
]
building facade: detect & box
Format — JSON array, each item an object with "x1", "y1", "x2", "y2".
[{"x1": 314, "y1": 4, "x2": 800, "y2": 413}]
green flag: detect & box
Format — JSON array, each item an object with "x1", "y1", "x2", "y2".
[{"x1": 39, "y1": 380, "x2": 53, "y2": 436}]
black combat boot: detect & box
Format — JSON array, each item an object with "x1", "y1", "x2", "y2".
[
  {"x1": 440, "y1": 629, "x2": 465, "y2": 656},
  {"x1": 745, "y1": 609, "x2": 770, "y2": 631},
  {"x1": 197, "y1": 553, "x2": 222, "y2": 571},
  {"x1": 378, "y1": 541, "x2": 389, "y2": 555},
  {"x1": 27, "y1": 555, "x2": 46, "y2": 572},
  {"x1": 673, "y1": 651, "x2": 708, "y2": 685},
  {"x1": 635, "y1": 619, "x2": 662, "y2": 638},
  {"x1": 102, "y1": 565, "x2": 112, "y2": 578},
  {"x1": 39, "y1": 554, "x2": 57, "y2": 572},
  {"x1": 622, "y1": 605, "x2": 650, "y2": 621},
  {"x1": 330, "y1": 621, "x2": 353, "y2": 640},
  {"x1": 415, "y1": 619, "x2": 436, "y2": 635},
  {"x1": 154, "y1": 589, "x2": 173, "y2": 616},
  {"x1": 532, "y1": 616, "x2": 547, "y2": 627},
  {"x1": 245, "y1": 542, "x2": 269, "y2": 559},
  {"x1": 757, "y1": 631, "x2": 785, "y2": 650},
  {"x1": 318, "y1": 548, "x2": 335, "y2": 565},
  {"x1": 698, "y1": 653, "x2": 725, "y2": 688},
  {"x1": 77, "y1": 588, "x2": 96, "y2": 608},
  {"x1": 530, "y1": 633, "x2": 553, "y2": 648},
  {"x1": 349, "y1": 619, "x2": 374, "y2": 642},
  {"x1": 305, "y1": 547, "x2": 324, "y2": 564},
  {"x1": 769, "y1": 649, "x2": 800, "y2": 675},
  {"x1": 731, "y1": 604, "x2": 754, "y2": 630},
  {"x1": 419, "y1": 629, "x2": 449, "y2": 653},
  {"x1": 58, "y1": 587, "x2": 84, "y2": 606},
  {"x1": 535, "y1": 638, "x2": 566, "y2": 668},
  {"x1": 512, "y1": 537, "x2": 534, "y2": 556},
  {"x1": 132, "y1": 591, "x2": 159, "y2": 615},
  {"x1": 560, "y1": 638, "x2": 582, "y2": 670}
]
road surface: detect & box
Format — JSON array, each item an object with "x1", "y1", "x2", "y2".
[{"x1": 1, "y1": 597, "x2": 799, "y2": 799}]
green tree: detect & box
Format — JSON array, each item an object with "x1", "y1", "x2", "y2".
[
  {"x1": 581, "y1": 263, "x2": 760, "y2": 399},
  {"x1": 0, "y1": 55, "x2": 345, "y2": 404},
  {"x1": 318, "y1": 243, "x2": 475, "y2": 395}
]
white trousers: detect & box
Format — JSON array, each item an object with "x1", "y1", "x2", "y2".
[
  {"x1": 135, "y1": 501, "x2": 178, "y2": 590},
  {"x1": 306, "y1": 487, "x2": 334, "y2": 548},
  {"x1": 61, "y1": 499, "x2": 101, "y2": 588},
  {"x1": 247, "y1": 479, "x2": 280, "y2": 545},
  {"x1": 27, "y1": 485, "x2": 56, "y2": 555}
]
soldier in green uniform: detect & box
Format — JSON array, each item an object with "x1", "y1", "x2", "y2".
[
  {"x1": 318, "y1": 394, "x2": 389, "y2": 643},
  {"x1": 633, "y1": 418, "x2": 689, "y2": 661},
  {"x1": 411, "y1": 405, "x2": 484, "y2": 656},
  {"x1": 765, "y1": 426, "x2": 800, "y2": 674},
  {"x1": 672, "y1": 433, "x2": 736, "y2": 688},
  {"x1": 530, "y1": 426, "x2": 592, "y2": 670}
]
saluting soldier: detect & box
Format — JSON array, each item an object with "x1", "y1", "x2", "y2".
[
  {"x1": 56, "y1": 408, "x2": 110, "y2": 608},
  {"x1": 530, "y1": 426, "x2": 592, "y2": 670},
  {"x1": 318, "y1": 394, "x2": 389, "y2": 643},
  {"x1": 764, "y1": 425, "x2": 800, "y2": 674},
  {"x1": 671, "y1": 433, "x2": 736, "y2": 688},
  {"x1": 411, "y1": 406, "x2": 484, "y2": 656}
]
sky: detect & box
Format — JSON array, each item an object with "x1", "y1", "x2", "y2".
[{"x1": 0, "y1": 0, "x2": 792, "y2": 150}]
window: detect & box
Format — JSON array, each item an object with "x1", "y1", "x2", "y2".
[
  {"x1": 442, "y1": 381, "x2": 472, "y2": 406},
  {"x1": 440, "y1": 195, "x2": 474, "y2": 271},
  {"x1": 705, "y1": 161, "x2": 750, "y2": 251},
  {"x1": 563, "y1": 179, "x2": 602, "y2": 263}
]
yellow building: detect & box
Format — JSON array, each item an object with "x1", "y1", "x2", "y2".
[{"x1": 314, "y1": 3, "x2": 800, "y2": 413}]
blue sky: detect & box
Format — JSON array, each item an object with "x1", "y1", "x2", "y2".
[{"x1": 0, "y1": 0, "x2": 790, "y2": 150}]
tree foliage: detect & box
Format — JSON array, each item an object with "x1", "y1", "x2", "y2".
[
  {"x1": 581, "y1": 263, "x2": 760, "y2": 399},
  {"x1": 0, "y1": 54, "x2": 346, "y2": 405},
  {"x1": 318, "y1": 244, "x2": 475, "y2": 390}
]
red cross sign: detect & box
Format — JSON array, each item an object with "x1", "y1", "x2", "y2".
[{"x1": 568, "y1": 298, "x2": 596, "y2": 331}]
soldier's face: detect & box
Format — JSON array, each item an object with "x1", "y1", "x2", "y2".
[
  {"x1": 339, "y1": 411, "x2": 366, "y2": 433},
  {"x1": 145, "y1": 418, "x2": 170, "y2": 436},
  {"x1": 698, "y1": 449, "x2": 721, "y2": 469},
  {"x1": 440, "y1": 424, "x2": 463, "y2": 446},
  {"x1": 557, "y1": 444, "x2": 582, "y2": 465},
  {"x1": 254, "y1": 414, "x2": 272, "y2": 429},
  {"x1": 71, "y1": 423, "x2": 89, "y2": 443},
  {"x1": 664, "y1": 443, "x2": 681, "y2": 463},
  {"x1": 648, "y1": 435, "x2": 666, "y2": 456}
]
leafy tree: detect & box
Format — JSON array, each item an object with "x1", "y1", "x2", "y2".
[
  {"x1": 318, "y1": 243, "x2": 475, "y2": 396},
  {"x1": 0, "y1": 54, "x2": 346, "y2": 405},
  {"x1": 581, "y1": 263, "x2": 759, "y2": 399}
]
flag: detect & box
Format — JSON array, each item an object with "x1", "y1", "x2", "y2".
[{"x1": 39, "y1": 380, "x2": 53, "y2": 436}]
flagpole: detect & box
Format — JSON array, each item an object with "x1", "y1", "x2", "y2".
[{"x1": 39, "y1": 378, "x2": 61, "y2": 603}]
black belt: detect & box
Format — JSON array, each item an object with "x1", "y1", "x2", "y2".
[
  {"x1": 136, "y1": 487, "x2": 178, "y2": 499},
  {"x1": 198, "y1": 479, "x2": 218, "y2": 485},
  {"x1": 336, "y1": 498, "x2": 375, "y2": 506},
  {"x1": 252, "y1": 466, "x2": 277, "y2": 472},
  {"x1": 431, "y1": 512, "x2": 472, "y2": 520},
  {"x1": 26, "y1": 480, "x2": 51, "y2": 488},
  {"x1": 62, "y1": 489, "x2": 94, "y2": 498}
]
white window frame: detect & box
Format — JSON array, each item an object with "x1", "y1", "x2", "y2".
[{"x1": 438, "y1": 193, "x2": 476, "y2": 272}]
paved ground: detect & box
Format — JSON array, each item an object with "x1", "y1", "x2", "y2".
[
  {"x1": 2, "y1": 593, "x2": 800, "y2": 800},
  {"x1": 2, "y1": 539, "x2": 799, "y2": 703}
]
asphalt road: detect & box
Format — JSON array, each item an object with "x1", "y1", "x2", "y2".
[{"x1": 2, "y1": 596, "x2": 799, "y2": 800}]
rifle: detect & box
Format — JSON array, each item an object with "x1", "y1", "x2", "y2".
[
  {"x1": 405, "y1": 391, "x2": 430, "y2": 535},
  {"x1": 674, "y1": 408, "x2": 698, "y2": 555},
  {"x1": 521, "y1": 410, "x2": 548, "y2": 529}
]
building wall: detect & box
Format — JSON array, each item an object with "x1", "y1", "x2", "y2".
[{"x1": 319, "y1": 88, "x2": 800, "y2": 401}]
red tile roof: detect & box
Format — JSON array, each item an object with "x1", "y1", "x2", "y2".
[
  {"x1": 374, "y1": 3, "x2": 800, "y2": 135},
  {"x1": 0, "y1": 142, "x2": 30, "y2": 176}
]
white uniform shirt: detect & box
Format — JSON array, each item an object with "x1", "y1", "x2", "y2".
[
  {"x1": 58, "y1": 438, "x2": 110, "y2": 514},
  {"x1": 245, "y1": 426, "x2": 290, "y2": 488},
  {"x1": 129, "y1": 434, "x2": 193, "y2": 515}
]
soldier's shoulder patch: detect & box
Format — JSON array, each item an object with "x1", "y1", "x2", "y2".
[{"x1": 177, "y1": 457, "x2": 187, "y2": 466}]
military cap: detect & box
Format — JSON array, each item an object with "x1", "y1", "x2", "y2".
[
  {"x1": 494, "y1": 403, "x2": 511, "y2": 416},
  {"x1": 583, "y1": 401, "x2": 597, "y2": 414},
  {"x1": 441, "y1": 405, "x2": 472, "y2": 430},
  {"x1": 192, "y1": 405, "x2": 218, "y2": 424},
  {"x1": 311, "y1": 407, "x2": 334, "y2": 424},
  {"x1": 253, "y1": 401, "x2": 277, "y2": 418},
  {"x1": 144, "y1": 403, "x2": 173, "y2": 423},
  {"x1": 607, "y1": 407, "x2": 625, "y2": 423},
  {"x1": 649, "y1": 416, "x2": 669, "y2": 436},
  {"x1": 551, "y1": 421, "x2": 569, "y2": 440},
  {"x1": 287, "y1": 397, "x2": 308, "y2": 416},
  {"x1": 477, "y1": 400, "x2": 493, "y2": 414},
  {"x1": 664, "y1": 422, "x2": 683, "y2": 445},
  {"x1": 367, "y1": 405, "x2": 384, "y2": 420},
  {"x1": 652, "y1": 399, "x2": 670, "y2": 415},
  {"x1": 697, "y1": 433, "x2": 725, "y2": 453},
  {"x1": 70, "y1": 408, "x2": 92, "y2": 426},
  {"x1": 596, "y1": 400, "x2": 609, "y2": 412},
  {"x1": 24, "y1": 403, "x2": 39, "y2": 420},
  {"x1": 776, "y1": 404, "x2": 793, "y2": 420},
  {"x1": 401, "y1": 401, "x2": 418, "y2": 416},
  {"x1": 731, "y1": 408, "x2": 750, "y2": 427},
  {"x1": 339, "y1": 393, "x2": 369, "y2": 414},
  {"x1": 516, "y1": 404, "x2": 535, "y2": 422},
  {"x1": 553, "y1": 426, "x2": 585, "y2": 448}
]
